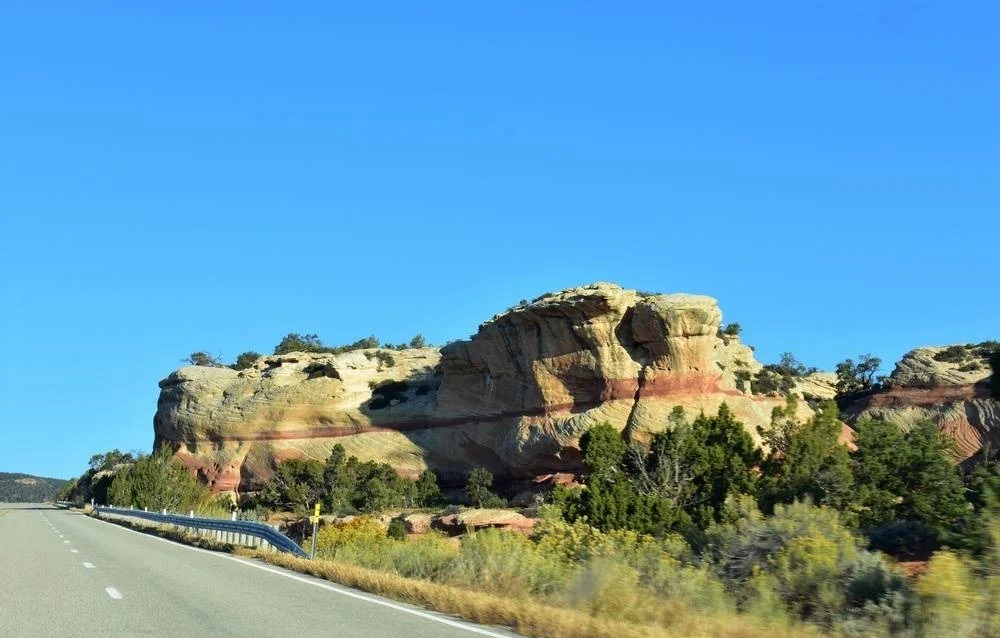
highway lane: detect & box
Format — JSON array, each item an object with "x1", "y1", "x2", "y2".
[{"x1": 0, "y1": 503, "x2": 521, "y2": 638}]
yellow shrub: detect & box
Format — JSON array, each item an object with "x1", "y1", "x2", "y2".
[
  {"x1": 313, "y1": 516, "x2": 390, "y2": 557},
  {"x1": 915, "y1": 550, "x2": 982, "y2": 638},
  {"x1": 445, "y1": 528, "x2": 572, "y2": 598}
]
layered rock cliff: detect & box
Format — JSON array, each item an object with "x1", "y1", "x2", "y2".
[
  {"x1": 840, "y1": 343, "x2": 999, "y2": 462},
  {"x1": 154, "y1": 283, "x2": 801, "y2": 491}
]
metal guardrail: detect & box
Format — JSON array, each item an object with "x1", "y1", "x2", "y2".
[{"x1": 94, "y1": 506, "x2": 308, "y2": 558}]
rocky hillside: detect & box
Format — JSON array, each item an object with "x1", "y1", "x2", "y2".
[
  {"x1": 155, "y1": 283, "x2": 809, "y2": 491},
  {"x1": 841, "y1": 342, "x2": 999, "y2": 462},
  {"x1": 155, "y1": 283, "x2": 998, "y2": 492},
  {"x1": 0, "y1": 472, "x2": 68, "y2": 502}
]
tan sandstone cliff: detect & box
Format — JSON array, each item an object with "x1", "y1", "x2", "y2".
[
  {"x1": 155, "y1": 283, "x2": 807, "y2": 491},
  {"x1": 840, "y1": 343, "x2": 999, "y2": 462}
]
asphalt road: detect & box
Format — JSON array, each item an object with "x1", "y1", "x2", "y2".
[{"x1": 0, "y1": 503, "x2": 522, "y2": 638}]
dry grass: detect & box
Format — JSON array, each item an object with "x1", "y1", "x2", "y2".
[
  {"x1": 97, "y1": 511, "x2": 834, "y2": 638},
  {"x1": 241, "y1": 549, "x2": 827, "y2": 638}
]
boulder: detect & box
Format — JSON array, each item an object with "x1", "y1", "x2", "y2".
[
  {"x1": 154, "y1": 283, "x2": 811, "y2": 490},
  {"x1": 434, "y1": 509, "x2": 537, "y2": 534},
  {"x1": 402, "y1": 513, "x2": 433, "y2": 535}
]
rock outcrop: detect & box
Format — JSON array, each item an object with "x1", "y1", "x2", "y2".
[
  {"x1": 156, "y1": 283, "x2": 807, "y2": 491},
  {"x1": 434, "y1": 509, "x2": 537, "y2": 535},
  {"x1": 840, "y1": 343, "x2": 999, "y2": 462}
]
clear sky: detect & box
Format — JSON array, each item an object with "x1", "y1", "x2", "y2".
[{"x1": 1, "y1": 2, "x2": 997, "y2": 479}]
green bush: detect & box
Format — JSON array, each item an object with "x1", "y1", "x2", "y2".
[
  {"x1": 569, "y1": 407, "x2": 757, "y2": 537},
  {"x1": 757, "y1": 399, "x2": 854, "y2": 515},
  {"x1": 851, "y1": 419, "x2": 967, "y2": 549},
  {"x1": 842, "y1": 551, "x2": 908, "y2": 634},
  {"x1": 465, "y1": 467, "x2": 504, "y2": 508},
  {"x1": 313, "y1": 516, "x2": 391, "y2": 561},
  {"x1": 185, "y1": 351, "x2": 224, "y2": 367},
  {"x1": 414, "y1": 469, "x2": 444, "y2": 508},
  {"x1": 933, "y1": 345, "x2": 970, "y2": 363},
  {"x1": 734, "y1": 369, "x2": 752, "y2": 392},
  {"x1": 271, "y1": 444, "x2": 420, "y2": 515},
  {"x1": 273, "y1": 333, "x2": 380, "y2": 355},
  {"x1": 708, "y1": 499, "x2": 861, "y2": 623},
  {"x1": 230, "y1": 351, "x2": 261, "y2": 370},
  {"x1": 752, "y1": 354, "x2": 815, "y2": 396},
  {"x1": 374, "y1": 350, "x2": 396, "y2": 368},
  {"x1": 915, "y1": 551, "x2": 982, "y2": 638},
  {"x1": 107, "y1": 446, "x2": 209, "y2": 512},
  {"x1": 866, "y1": 520, "x2": 939, "y2": 560},
  {"x1": 386, "y1": 532, "x2": 458, "y2": 580},
  {"x1": 835, "y1": 354, "x2": 883, "y2": 397},
  {"x1": 260, "y1": 458, "x2": 325, "y2": 513},
  {"x1": 447, "y1": 528, "x2": 571, "y2": 598},
  {"x1": 387, "y1": 518, "x2": 407, "y2": 541}
]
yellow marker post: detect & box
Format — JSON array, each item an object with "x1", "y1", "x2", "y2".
[{"x1": 309, "y1": 503, "x2": 321, "y2": 559}]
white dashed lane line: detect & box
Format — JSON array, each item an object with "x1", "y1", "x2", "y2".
[
  {"x1": 70, "y1": 549, "x2": 79, "y2": 553},
  {"x1": 105, "y1": 587, "x2": 122, "y2": 600},
  {"x1": 83, "y1": 563, "x2": 95, "y2": 569},
  {"x1": 63, "y1": 540, "x2": 70, "y2": 544}
]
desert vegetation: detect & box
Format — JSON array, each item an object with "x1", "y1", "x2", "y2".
[
  {"x1": 179, "y1": 332, "x2": 432, "y2": 371},
  {"x1": 251, "y1": 445, "x2": 445, "y2": 514},
  {"x1": 61, "y1": 447, "x2": 245, "y2": 519},
  {"x1": 835, "y1": 353, "x2": 884, "y2": 397},
  {"x1": 752, "y1": 352, "x2": 817, "y2": 395},
  {"x1": 258, "y1": 403, "x2": 1000, "y2": 637},
  {"x1": 67, "y1": 397, "x2": 1000, "y2": 638}
]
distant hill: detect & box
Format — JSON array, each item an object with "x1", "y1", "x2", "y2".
[{"x1": 0, "y1": 472, "x2": 68, "y2": 503}]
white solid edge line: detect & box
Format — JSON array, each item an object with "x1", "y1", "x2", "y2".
[
  {"x1": 105, "y1": 586, "x2": 122, "y2": 599},
  {"x1": 91, "y1": 517, "x2": 513, "y2": 638}
]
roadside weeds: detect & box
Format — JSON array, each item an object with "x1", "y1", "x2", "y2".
[{"x1": 93, "y1": 513, "x2": 821, "y2": 638}]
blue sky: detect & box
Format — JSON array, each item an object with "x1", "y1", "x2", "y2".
[{"x1": 1, "y1": 2, "x2": 997, "y2": 478}]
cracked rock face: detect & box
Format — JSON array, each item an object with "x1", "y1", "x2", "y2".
[{"x1": 154, "y1": 283, "x2": 800, "y2": 491}]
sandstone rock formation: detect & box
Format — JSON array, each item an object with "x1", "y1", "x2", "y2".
[
  {"x1": 840, "y1": 343, "x2": 999, "y2": 462},
  {"x1": 154, "y1": 283, "x2": 812, "y2": 491},
  {"x1": 434, "y1": 509, "x2": 537, "y2": 535}
]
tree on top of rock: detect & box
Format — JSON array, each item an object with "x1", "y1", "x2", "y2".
[
  {"x1": 835, "y1": 354, "x2": 882, "y2": 397},
  {"x1": 273, "y1": 333, "x2": 324, "y2": 355},
  {"x1": 231, "y1": 351, "x2": 262, "y2": 370},
  {"x1": 185, "y1": 351, "x2": 224, "y2": 367}
]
